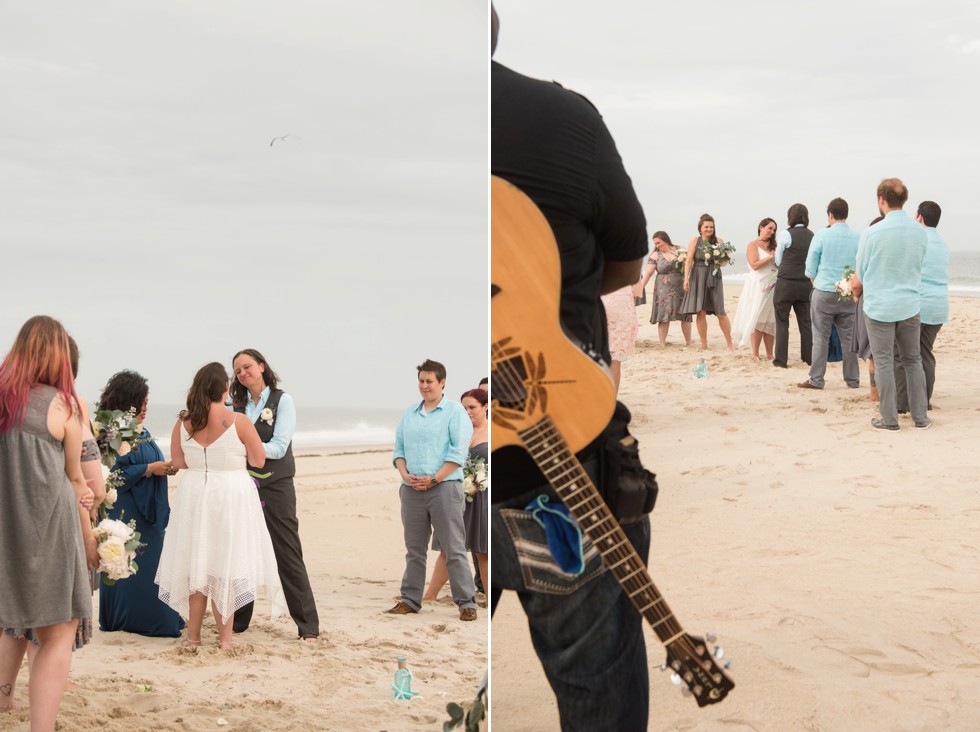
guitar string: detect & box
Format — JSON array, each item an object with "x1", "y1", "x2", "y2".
[
  {"x1": 491, "y1": 356, "x2": 703, "y2": 662},
  {"x1": 490, "y1": 357, "x2": 672, "y2": 619},
  {"x1": 520, "y1": 414, "x2": 704, "y2": 663},
  {"x1": 520, "y1": 416, "x2": 686, "y2": 641}
]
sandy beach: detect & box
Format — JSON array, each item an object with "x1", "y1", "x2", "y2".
[
  {"x1": 3, "y1": 448, "x2": 487, "y2": 732},
  {"x1": 491, "y1": 285, "x2": 980, "y2": 730}
]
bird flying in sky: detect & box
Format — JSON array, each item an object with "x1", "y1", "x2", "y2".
[{"x1": 270, "y1": 134, "x2": 301, "y2": 147}]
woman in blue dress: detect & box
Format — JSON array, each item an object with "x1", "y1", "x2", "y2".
[{"x1": 97, "y1": 370, "x2": 184, "y2": 638}]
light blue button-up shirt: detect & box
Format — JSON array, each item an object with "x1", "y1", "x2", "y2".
[
  {"x1": 774, "y1": 224, "x2": 806, "y2": 267},
  {"x1": 855, "y1": 210, "x2": 927, "y2": 322},
  {"x1": 805, "y1": 222, "x2": 860, "y2": 293},
  {"x1": 393, "y1": 396, "x2": 472, "y2": 483},
  {"x1": 242, "y1": 386, "x2": 296, "y2": 460},
  {"x1": 919, "y1": 227, "x2": 950, "y2": 325}
]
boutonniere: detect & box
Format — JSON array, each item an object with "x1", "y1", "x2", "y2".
[{"x1": 260, "y1": 407, "x2": 275, "y2": 426}]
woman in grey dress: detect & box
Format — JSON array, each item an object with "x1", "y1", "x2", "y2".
[
  {"x1": 0, "y1": 316, "x2": 96, "y2": 728},
  {"x1": 681, "y1": 213, "x2": 734, "y2": 350}
]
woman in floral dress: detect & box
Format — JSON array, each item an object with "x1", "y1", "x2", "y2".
[{"x1": 635, "y1": 231, "x2": 693, "y2": 346}]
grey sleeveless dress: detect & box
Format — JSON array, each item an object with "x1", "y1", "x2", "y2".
[
  {"x1": 679, "y1": 237, "x2": 727, "y2": 316},
  {"x1": 0, "y1": 385, "x2": 91, "y2": 629}
]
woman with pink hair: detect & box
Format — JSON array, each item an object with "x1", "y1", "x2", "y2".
[{"x1": 0, "y1": 315, "x2": 96, "y2": 730}]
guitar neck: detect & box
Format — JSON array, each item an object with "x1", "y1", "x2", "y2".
[{"x1": 520, "y1": 416, "x2": 686, "y2": 647}]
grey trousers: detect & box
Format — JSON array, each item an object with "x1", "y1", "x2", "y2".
[
  {"x1": 866, "y1": 313, "x2": 928, "y2": 426},
  {"x1": 895, "y1": 323, "x2": 942, "y2": 412},
  {"x1": 399, "y1": 480, "x2": 476, "y2": 611},
  {"x1": 808, "y1": 289, "x2": 859, "y2": 388}
]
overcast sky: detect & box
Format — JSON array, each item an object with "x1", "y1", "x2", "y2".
[
  {"x1": 1, "y1": 1, "x2": 488, "y2": 409},
  {"x1": 493, "y1": 0, "x2": 978, "y2": 256}
]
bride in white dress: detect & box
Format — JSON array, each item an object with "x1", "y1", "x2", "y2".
[
  {"x1": 731, "y1": 218, "x2": 779, "y2": 360},
  {"x1": 156, "y1": 362, "x2": 285, "y2": 648}
]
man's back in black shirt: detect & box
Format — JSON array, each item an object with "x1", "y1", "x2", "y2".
[{"x1": 491, "y1": 60, "x2": 648, "y2": 500}]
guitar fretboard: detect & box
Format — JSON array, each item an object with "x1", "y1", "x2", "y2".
[{"x1": 520, "y1": 416, "x2": 686, "y2": 647}]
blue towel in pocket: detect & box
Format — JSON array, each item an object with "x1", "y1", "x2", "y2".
[{"x1": 525, "y1": 495, "x2": 586, "y2": 576}]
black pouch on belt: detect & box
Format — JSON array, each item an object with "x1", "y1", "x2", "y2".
[{"x1": 596, "y1": 401, "x2": 659, "y2": 526}]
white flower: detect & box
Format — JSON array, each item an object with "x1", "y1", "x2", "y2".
[
  {"x1": 475, "y1": 467, "x2": 487, "y2": 487},
  {"x1": 105, "y1": 488, "x2": 118, "y2": 505},
  {"x1": 97, "y1": 518, "x2": 134, "y2": 541},
  {"x1": 260, "y1": 408, "x2": 274, "y2": 426},
  {"x1": 462, "y1": 475, "x2": 477, "y2": 496},
  {"x1": 117, "y1": 441, "x2": 132, "y2": 457},
  {"x1": 98, "y1": 536, "x2": 126, "y2": 562},
  {"x1": 98, "y1": 537, "x2": 134, "y2": 580}
]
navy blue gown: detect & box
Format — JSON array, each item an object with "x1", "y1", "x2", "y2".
[{"x1": 99, "y1": 428, "x2": 184, "y2": 637}]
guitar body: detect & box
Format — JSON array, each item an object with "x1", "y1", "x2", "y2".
[{"x1": 490, "y1": 175, "x2": 616, "y2": 453}]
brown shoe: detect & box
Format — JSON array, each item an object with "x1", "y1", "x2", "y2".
[
  {"x1": 797, "y1": 381, "x2": 822, "y2": 389},
  {"x1": 385, "y1": 601, "x2": 418, "y2": 615},
  {"x1": 459, "y1": 607, "x2": 477, "y2": 621}
]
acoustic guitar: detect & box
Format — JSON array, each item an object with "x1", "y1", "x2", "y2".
[{"x1": 490, "y1": 175, "x2": 734, "y2": 707}]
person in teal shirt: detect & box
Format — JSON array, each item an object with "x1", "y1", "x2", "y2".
[
  {"x1": 855, "y1": 178, "x2": 929, "y2": 430},
  {"x1": 896, "y1": 200, "x2": 950, "y2": 412},
  {"x1": 387, "y1": 359, "x2": 477, "y2": 621},
  {"x1": 800, "y1": 197, "x2": 861, "y2": 390}
]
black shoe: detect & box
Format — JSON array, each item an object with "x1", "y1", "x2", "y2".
[
  {"x1": 871, "y1": 418, "x2": 900, "y2": 431},
  {"x1": 914, "y1": 419, "x2": 932, "y2": 430},
  {"x1": 772, "y1": 361, "x2": 787, "y2": 368}
]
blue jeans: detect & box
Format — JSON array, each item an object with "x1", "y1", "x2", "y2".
[{"x1": 491, "y1": 485, "x2": 651, "y2": 732}]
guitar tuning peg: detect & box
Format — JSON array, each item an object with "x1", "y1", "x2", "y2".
[
  {"x1": 680, "y1": 686, "x2": 693, "y2": 697},
  {"x1": 669, "y1": 673, "x2": 682, "y2": 686},
  {"x1": 658, "y1": 663, "x2": 668, "y2": 672},
  {"x1": 724, "y1": 660, "x2": 734, "y2": 670},
  {"x1": 705, "y1": 631, "x2": 718, "y2": 644},
  {"x1": 713, "y1": 645, "x2": 725, "y2": 660}
]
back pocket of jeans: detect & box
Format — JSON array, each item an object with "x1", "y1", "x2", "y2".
[{"x1": 499, "y1": 508, "x2": 606, "y2": 595}]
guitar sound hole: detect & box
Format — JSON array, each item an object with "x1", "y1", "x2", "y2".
[{"x1": 492, "y1": 355, "x2": 528, "y2": 410}]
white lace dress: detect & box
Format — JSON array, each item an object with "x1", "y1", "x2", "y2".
[
  {"x1": 731, "y1": 245, "x2": 778, "y2": 347},
  {"x1": 156, "y1": 422, "x2": 286, "y2": 621}
]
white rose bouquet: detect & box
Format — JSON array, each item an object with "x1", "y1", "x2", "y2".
[
  {"x1": 701, "y1": 239, "x2": 737, "y2": 276},
  {"x1": 462, "y1": 455, "x2": 488, "y2": 503},
  {"x1": 92, "y1": 407, "x2": 146, "y2": 468},
  {"x1": 93, "y1": 515, "x2": 145, "y2": 584},
  {"x1": 835, "y1": 265, "x2": 856, "y2": 302}
]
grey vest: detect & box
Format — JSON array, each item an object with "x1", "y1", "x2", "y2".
[
  {"x1": 236, "y1": 389, "x2": 295, "y2": 488},
  {"x1": 777, "y1": 227, "x2": 814, "y2": 280}
]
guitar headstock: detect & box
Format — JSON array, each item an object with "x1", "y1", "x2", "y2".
[{"x1": 664, "y1": 632, "x2": 735, "y2": 707}]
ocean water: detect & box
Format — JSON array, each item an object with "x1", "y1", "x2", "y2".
[
  {"x1": 142, "y1": 404, "x2": 401, "y2": 456},
  {"x1": 719, "y1": 248, "x2": 980, "y2": 297}
]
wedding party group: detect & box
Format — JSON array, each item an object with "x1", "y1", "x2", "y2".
[
  {"x1": 622, "y1": 178, "x2": 949, "y2": 430},
  {"x1": 0, "y1": 317, "x2": 319, "y2": 728},
  {"x1": 0, "y1": 314, "x2": 491, "y2": 730}
]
